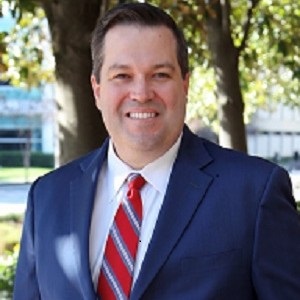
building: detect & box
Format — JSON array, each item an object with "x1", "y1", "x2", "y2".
[
  {"x1": 189, "y1": 102, "x2": 300, "y2": 162},
  {"x1": 247, "y1": 104, "x2": 300, "y2": 160},
  {"x1": 0, "y1": 83, "x2": 55, "y2": 154}
]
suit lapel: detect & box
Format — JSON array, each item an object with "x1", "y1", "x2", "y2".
[
  {"x1": 131, "y1": 128, "x2": 214, "y2": 300},
  {"x1": 69, "y1": 141, "x2": 109, "y2": 299},
  {"x1": 65, "y1": 128, "x2": 213, "y2": 299}
]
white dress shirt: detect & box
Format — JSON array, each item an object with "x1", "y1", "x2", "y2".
[{"x1": 89, "y1": 135, "x2": 182, "y2": 290}]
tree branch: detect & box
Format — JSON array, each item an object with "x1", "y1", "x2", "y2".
[{"x1": 238, "y1": 0, "x2": 260, "y2": 53}]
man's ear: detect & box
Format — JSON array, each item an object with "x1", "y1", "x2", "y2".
[
  {"x1": 183, "y1": 72, "x2": 190, "y2": 96},
  {"x1": 91, "y1": 75, "x2": 101, "y2": 110}
]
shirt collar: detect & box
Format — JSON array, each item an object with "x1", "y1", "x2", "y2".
[
  {"x1": 107, "y1": 141, "x2": 132, "y2": 200},
  {"x1": 140, "y1": 135, "x2": 182, "y2": 194},
  {"x1": 107, "y1": 133, "x2": 182, "y2": 198}
]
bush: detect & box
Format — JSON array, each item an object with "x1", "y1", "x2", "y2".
[
  {"x1": 0, "y1": 152, "x2": 23, "y2": 167},
  {"x1": 0, "y1": 214, "x2": 23, "y2": 224},
  {"x1": 30, "y1": 152, "x2": 54, "y2": 168},
  {"x1": 0, "y1": 215, "x2": 23, "y2": 257},
  {"x1": 0, "y1": 151, "x2": 54, "y2": 168},
  {"x1": 0, "y1": 245, "x2": 19, "y2": 299}
]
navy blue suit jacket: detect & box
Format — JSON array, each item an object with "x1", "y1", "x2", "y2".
[{"x1": 14, "y1": 126, "x2": 300, "y2": 299}]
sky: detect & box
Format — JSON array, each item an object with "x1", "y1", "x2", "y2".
[{"x1": 0, "y1": 2, "x2": 15, "y2": 32}]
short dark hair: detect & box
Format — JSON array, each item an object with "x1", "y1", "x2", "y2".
[{"x1": 91, "y1": 2, "x2": 189, "y2": 82}]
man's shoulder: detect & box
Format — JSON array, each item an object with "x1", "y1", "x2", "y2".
[
  {"x1": 184, "y1": 127, "x2": 273, "y2": 166},
  {"x1": 36, "y1": 142, "x2": 108, "y2": 185},
  {"x1": 182, "y1": 126, "x2": 280, "y2": 173},
  {"x1": 200, "y1": 137, "x2": 286, "y2": 178}
]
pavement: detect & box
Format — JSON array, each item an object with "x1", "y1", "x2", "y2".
[{"x1": 0, "y1": 183, "x2": 30, "y2": 216}]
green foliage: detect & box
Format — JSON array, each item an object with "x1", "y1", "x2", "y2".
[
  {"x1": 0, "y1": 214, "x2": 23, "y2": 224},
  {"x1": 2, "y1": 0, "x2": 37, "y2": 17},
  {"x1": 241, "y1": 0, "x2": 300, "y2": 109},
  {"x1": 0, "y1": 245, "x2": 18, "y2": 299},
  {"x1": 0, "y1": 212, "x2": 21, "y2": 297},
  {"x1": 186, "y1": 66, "x2": 219, "y2": 131},
  {"x1": 0, "y1": 218, "x2": 22, "y2": 254},
  {"x1": 0, "y1": 214, "x2": 22, "y2": 298},
  {"x1": 0, "y1": 151, "x2": 22, "y2": 166},
  {"x1": 30, "y1": 152, "x2": 54, "y2": 168},
  {"x1": 0, "y1": 151, "x2": 54, "y2": 167},
  {"x1": 0, "y1": 0, "x2": 54, "y2": 87}
]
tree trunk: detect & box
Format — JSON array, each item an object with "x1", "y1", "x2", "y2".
[
  {"x1": 41, "y1": 0, "x2": 108, "y2": 165},
  {"x1": 204, "y1": 1, "x2": 247, "y2": 152}
]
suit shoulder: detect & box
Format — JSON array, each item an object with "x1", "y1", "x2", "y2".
[
  {"x1": 35, "y1": 145, "x2": 106, "y2": 185},
  {"x1": 201, "y1": 138, "x2": 285, "y2": 175},
  {"x1": 182, "y1": 127, "x2": 284, "y2": 176}
]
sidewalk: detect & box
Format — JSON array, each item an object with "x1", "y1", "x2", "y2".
[{"x1": 0, "y1": 183, "x2": 30, "y2": 216}]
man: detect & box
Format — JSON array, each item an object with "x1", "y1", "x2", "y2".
[{"x1": 14, "y1": 3, "x2": 300, "y2": 299}]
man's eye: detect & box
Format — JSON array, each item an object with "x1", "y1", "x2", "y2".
[
  {"x1": 114, "y1": 73, "x2": 130, "y2": 79},
  {"x1": 154, "y1": 72, "x2": 170, "y2": 79}
]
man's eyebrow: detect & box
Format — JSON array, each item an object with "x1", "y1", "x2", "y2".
[
  {"x1": 108, "y1": 64, "x2": 130, "y2": 71},
  {"x1": 153, "y1": 63, "x2": 175, "y2": 70}
]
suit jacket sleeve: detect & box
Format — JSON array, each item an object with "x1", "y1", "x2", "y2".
[
  {"x1": 252, "y1": 165, "x2": 300, "y2": 298},
  {"x1": 13, "y1": 179, "x2": 41, "y2": 300}
]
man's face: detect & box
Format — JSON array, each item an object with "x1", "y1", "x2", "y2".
[{"x1": 91, "y1": 25, "x2": 189, "y2": 167}]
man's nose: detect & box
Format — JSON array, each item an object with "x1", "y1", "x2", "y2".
[{"x1": 130, "y1": 77, "x2": 154, "y2": 102}]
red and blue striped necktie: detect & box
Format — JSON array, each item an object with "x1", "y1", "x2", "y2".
[{"x1": 97, "y1": 174, "x2": 146, "y2": 300}]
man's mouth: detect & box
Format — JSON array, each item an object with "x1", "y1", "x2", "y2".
[{"x1": 128, "y1": 112, "x2": 157, "y2": 119}]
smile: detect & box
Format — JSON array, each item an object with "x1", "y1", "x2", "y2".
[{"x1": 128, "y1": 112, "x2": 157, "y2": 119}]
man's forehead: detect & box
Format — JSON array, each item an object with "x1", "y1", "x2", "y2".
[
  {"x1": 100, "y1": 25, "x2": 178, "y2": 73},
  {"x1": 104, "y1": 24, "x2": 175, "y2": 42},
  {"x1": 107, "y1": 62, "x2": 176, "y2": 71}
]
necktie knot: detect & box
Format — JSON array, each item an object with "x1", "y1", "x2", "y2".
[{"x1": 127, "y1": 174, "x2": 146, "y2": 191}]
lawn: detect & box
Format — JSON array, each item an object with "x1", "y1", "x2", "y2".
[{"x1": 0, "y1": 167, "x2": 52, "y2": 184}]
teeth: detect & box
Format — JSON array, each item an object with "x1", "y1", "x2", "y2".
[{"x1": 129, "y1": 112, "x2": 156, "y2": 119}]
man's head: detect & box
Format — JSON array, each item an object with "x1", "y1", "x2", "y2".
[
  {"x1": 90, "y1": 3, "x2": 189, "y2": 169},
  {"x1": 91, "y1": 2, "x2": 189, "y2": 82}
]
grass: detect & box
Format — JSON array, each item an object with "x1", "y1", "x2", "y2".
[{"x1": 0, "y1": 167, "x2": 52, "y2": 184}]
